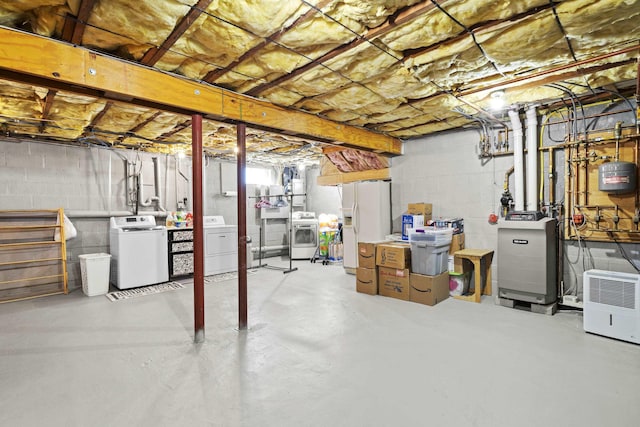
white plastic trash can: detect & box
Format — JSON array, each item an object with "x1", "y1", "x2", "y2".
[{"x1": 79, "y1": 253, "x2": 111, "y2": 296}]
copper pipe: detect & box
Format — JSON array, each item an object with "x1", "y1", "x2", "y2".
[
  {"x1": 459, "y1": 44, "x2": 640, "y2": 98},
  {"x1": 237, "y1": 122, "x2": 248, "y2": 330},
  {"x1": 636, "y1": 55, "x2": 640, "y2": 134},
  {"x1": 192, "y1": 114, "x2": 205, "y2": 343},
  {"x1": 544, "y1": 109, "x2": 634, "y2": 127},
  {"x1": 635, "y1": 134, "x2": 639, "y2": 230}
]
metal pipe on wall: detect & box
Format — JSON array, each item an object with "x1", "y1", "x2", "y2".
[
  {"x1": 152, "y1": 157, "x2": 166, "y2": 212},
  {"x1": 237, "y1": 122, "x2": 248, "y2": 331},
  {"x1": 526, "y1": 106, "x2": 538, "y2": 211},
  {"x1": 192, "y1": 114, "x2": 205, "y2": 344},
  {"x1": 508, "y1": 109, "x2": 525, "y2": 211}
]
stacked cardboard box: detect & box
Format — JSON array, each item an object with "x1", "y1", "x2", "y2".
[
  {"x1": 356, "y1": 242, "x2": 378, "y2": 295},
  {"x1": 356, "y1": 221, "x2": 451, "y2": 307},
  {"x1": 376, "y1": 242, "x2": 411, "y2": 300},
  {"x1": 407, "y1": 203, "x2": 432, "y2": 217},
  {"x1": 409, "y1": 272, "x2": 450, "y2": 306},
  {"x1": 403, "y1": 203, "x2": 433, "y2": 239}
]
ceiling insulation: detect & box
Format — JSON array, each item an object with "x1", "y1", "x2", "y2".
[{"x1": 0, "y1": 0, "x2": 638, "y2": 165}]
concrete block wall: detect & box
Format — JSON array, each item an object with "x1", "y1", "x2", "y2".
[
  {"x1": 393, "y1": 127, "x2": 640, "y2": 300},
  {"x1": 1, "y1": 141, "x2": 197, "y2": 290},
  {"x1": 392, "y1": 130, "x2": 512, "y2": 251},
  {"x1": 305, "y1": 165, "x2": 342, "y2": 218},
  {"x1": 563, "y1": 240, "x2": 640, "y2": 299},
  {"x1": 1, "y1": 141, "x2": 274, "y2": 290}
]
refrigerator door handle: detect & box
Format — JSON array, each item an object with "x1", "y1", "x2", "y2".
[
  {"x1": 352, "y1": 186, "x2": 358, "y2": 235},
  {"x1": 353, "y1": 200, "x2": 359, "y2": 235}
]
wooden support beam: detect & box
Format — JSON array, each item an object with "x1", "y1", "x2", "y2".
[
  {"x1": 157, "y1": 119, "x2": 192, "y2": 140},
  {"x1": 317, "y1": 168, "x2": 390, "y2": 186},
  {"x1": 140, "y1": 0, "x2": 213, "y2": 66},
  {"x1": 117, "y1": 111, "x2": 163, "y2": 143},
  {"x1": 317, "y1": 155, "x2": 390, "y2": 185},
  {"x1": 245, "y1": 0, "x2": 447, "y2": 97},
  {"x1": 0, "y1": 27, "x2": 401, "y2": 155},
  {"x1": 458, "y1": 46, "x2": 640, "y2": 99},
  {"x1": 39, "y1": 90, "x2": 57, "y2": 134},
  {"x1": 82, "y1": 101, "x2": 112, "y2": 136},
  {"x1": 403, "y1": 2, "x2": 556, "y2": 61},
  {"x1": 376, "y1": 55, "x2": 638, "y2": 133},
  {"x1": 61, "y1": 0, "x2": 98, "y2": 45},
  {"x1": 203, "y1": 0, "x2": 331, "y2": 83}
]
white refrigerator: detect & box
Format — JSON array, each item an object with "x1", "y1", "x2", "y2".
[{"x1": 341, "y1": 180, "x2": 391, "y2": 272}]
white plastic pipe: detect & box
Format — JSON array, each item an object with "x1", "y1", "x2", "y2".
[
  {"x1": 525, "y1": 106, "x2": 538, "y2": 211},
  {"x1": 508, "y1": 109, "x2": 525, "y2": 211}
]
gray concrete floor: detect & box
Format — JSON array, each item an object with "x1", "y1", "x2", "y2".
[{"x1": 1, "y1": 258, "x2": 639, "y2": 427}]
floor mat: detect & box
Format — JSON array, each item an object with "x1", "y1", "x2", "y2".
[
  {"x1": 204, "y1": 269, "x2": 257, "y2": 284},
  {"x1": 105, "y1": 282, "x2": 185, "y2": 301}
]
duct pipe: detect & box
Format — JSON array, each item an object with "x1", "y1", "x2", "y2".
[
  {"x1": 137, "y1": 170, "x2": 152, "y2": 207},
  {"x1": 526, "y1": 106, "x2": 538, "y2": 211},
  {"x1": 151, "y1": 157, "x2": 166, "y2": 212},
  {"x1": 508, "y1": 109, "x2": 525, "y2": 211}
]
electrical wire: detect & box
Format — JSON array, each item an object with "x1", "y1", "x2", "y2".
[
  {"x1": 546, "y1": 83, "x2": 587, "y2": 141},
  {"x1": 567, "y1": 82, "x2": 638, "y2": 129},
  {"x1": 607, "y1": 231, "x2": 640, "y2": 273}
]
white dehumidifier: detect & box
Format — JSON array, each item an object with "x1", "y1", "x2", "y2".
[{"x1": 583, "y1": 269, "x2": 640, "y2": 344}]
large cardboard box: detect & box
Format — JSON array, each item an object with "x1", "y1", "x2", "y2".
[
  {"x1": 356, "y1": 267, "x2": 378, "y2": 295},
  {"x1": 358, "y1": 242, "x2": 377, "y2": 269},
  {"x1": 378, "y1": 267, "x2": 410, "y2": 300},
  {"x1": 449, "y1": 232, "x2": 465, "y2": 254},
  {"x1": 407, "y1": 203, "x2": 433, "y2": 216},
  {"x1": 410, "y1": 272, "x2": 450, "y2": 306},
  {"x1": 376, "y1": 243, "x2": 411, "y2": 269}
]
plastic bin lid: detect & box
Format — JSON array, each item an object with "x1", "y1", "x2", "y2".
[{"x1": 78, "y1": 253, "x2": 111, "y2": 259}]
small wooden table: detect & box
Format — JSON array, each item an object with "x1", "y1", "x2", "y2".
[{"x1": 453, "y1": 249, "x2": 494, "y2": 303}]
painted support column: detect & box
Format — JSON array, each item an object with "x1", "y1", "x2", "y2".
[
  {"x1": 192, "y1": 114, "x2": 205, "y2": 343},
  {"x1": 237, "y1": 122, "x2": 248, "y2": 330}
]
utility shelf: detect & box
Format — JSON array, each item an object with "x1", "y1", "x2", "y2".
[{"x1": 0, "y1": 209, "x2": 68, "y2": 303}]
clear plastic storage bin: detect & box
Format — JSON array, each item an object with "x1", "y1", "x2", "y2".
[
  {"x1": 79, "y1": 253, "x2": 111, "y2": 296},
  {"x1": 408, "y1": 227, "x2": 454, "y2": 245},
  {"x1": 410, "y1": 242, "x2": 450, "y2": 275}
]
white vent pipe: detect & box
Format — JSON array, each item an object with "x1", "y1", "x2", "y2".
[
  {"x1": 525, "y1": 106, "x2": 538, "y2": 211},
  {"x1": 508, "y1": 109, "x2": 525, "y2": 211}
]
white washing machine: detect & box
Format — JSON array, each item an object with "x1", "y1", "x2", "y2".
[
  {"x1": 203, "y1": 216, "x2": 238, "y2": 276},
  {"x1": 109, "y1": 215, "x2": 169, "y2": 289},
  {"x1": 291, "y1": 212, "x2": 318, "y2": 259}
]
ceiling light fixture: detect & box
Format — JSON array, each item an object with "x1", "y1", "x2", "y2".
[{"x1": 490, "y1": 90, "x2": 506, "y2": 111}]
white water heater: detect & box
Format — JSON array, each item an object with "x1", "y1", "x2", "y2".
[{"x1": 583, "y1": 269, "x2": 640, "y2": 344}]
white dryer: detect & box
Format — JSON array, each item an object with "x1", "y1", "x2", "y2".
[
  {"x1": 203, "y1": 216, "x2": 238, "y2": 276},
  {"x1": 291, "y1": 211, "x2": 318, "y2": 259},
  {"x1": 109, "y1": 215, "x2": 168, "y2": 289}
]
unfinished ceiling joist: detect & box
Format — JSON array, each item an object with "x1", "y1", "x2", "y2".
[{"x1": 0, "y1": 27, "x2": 401, "y2": 156}]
